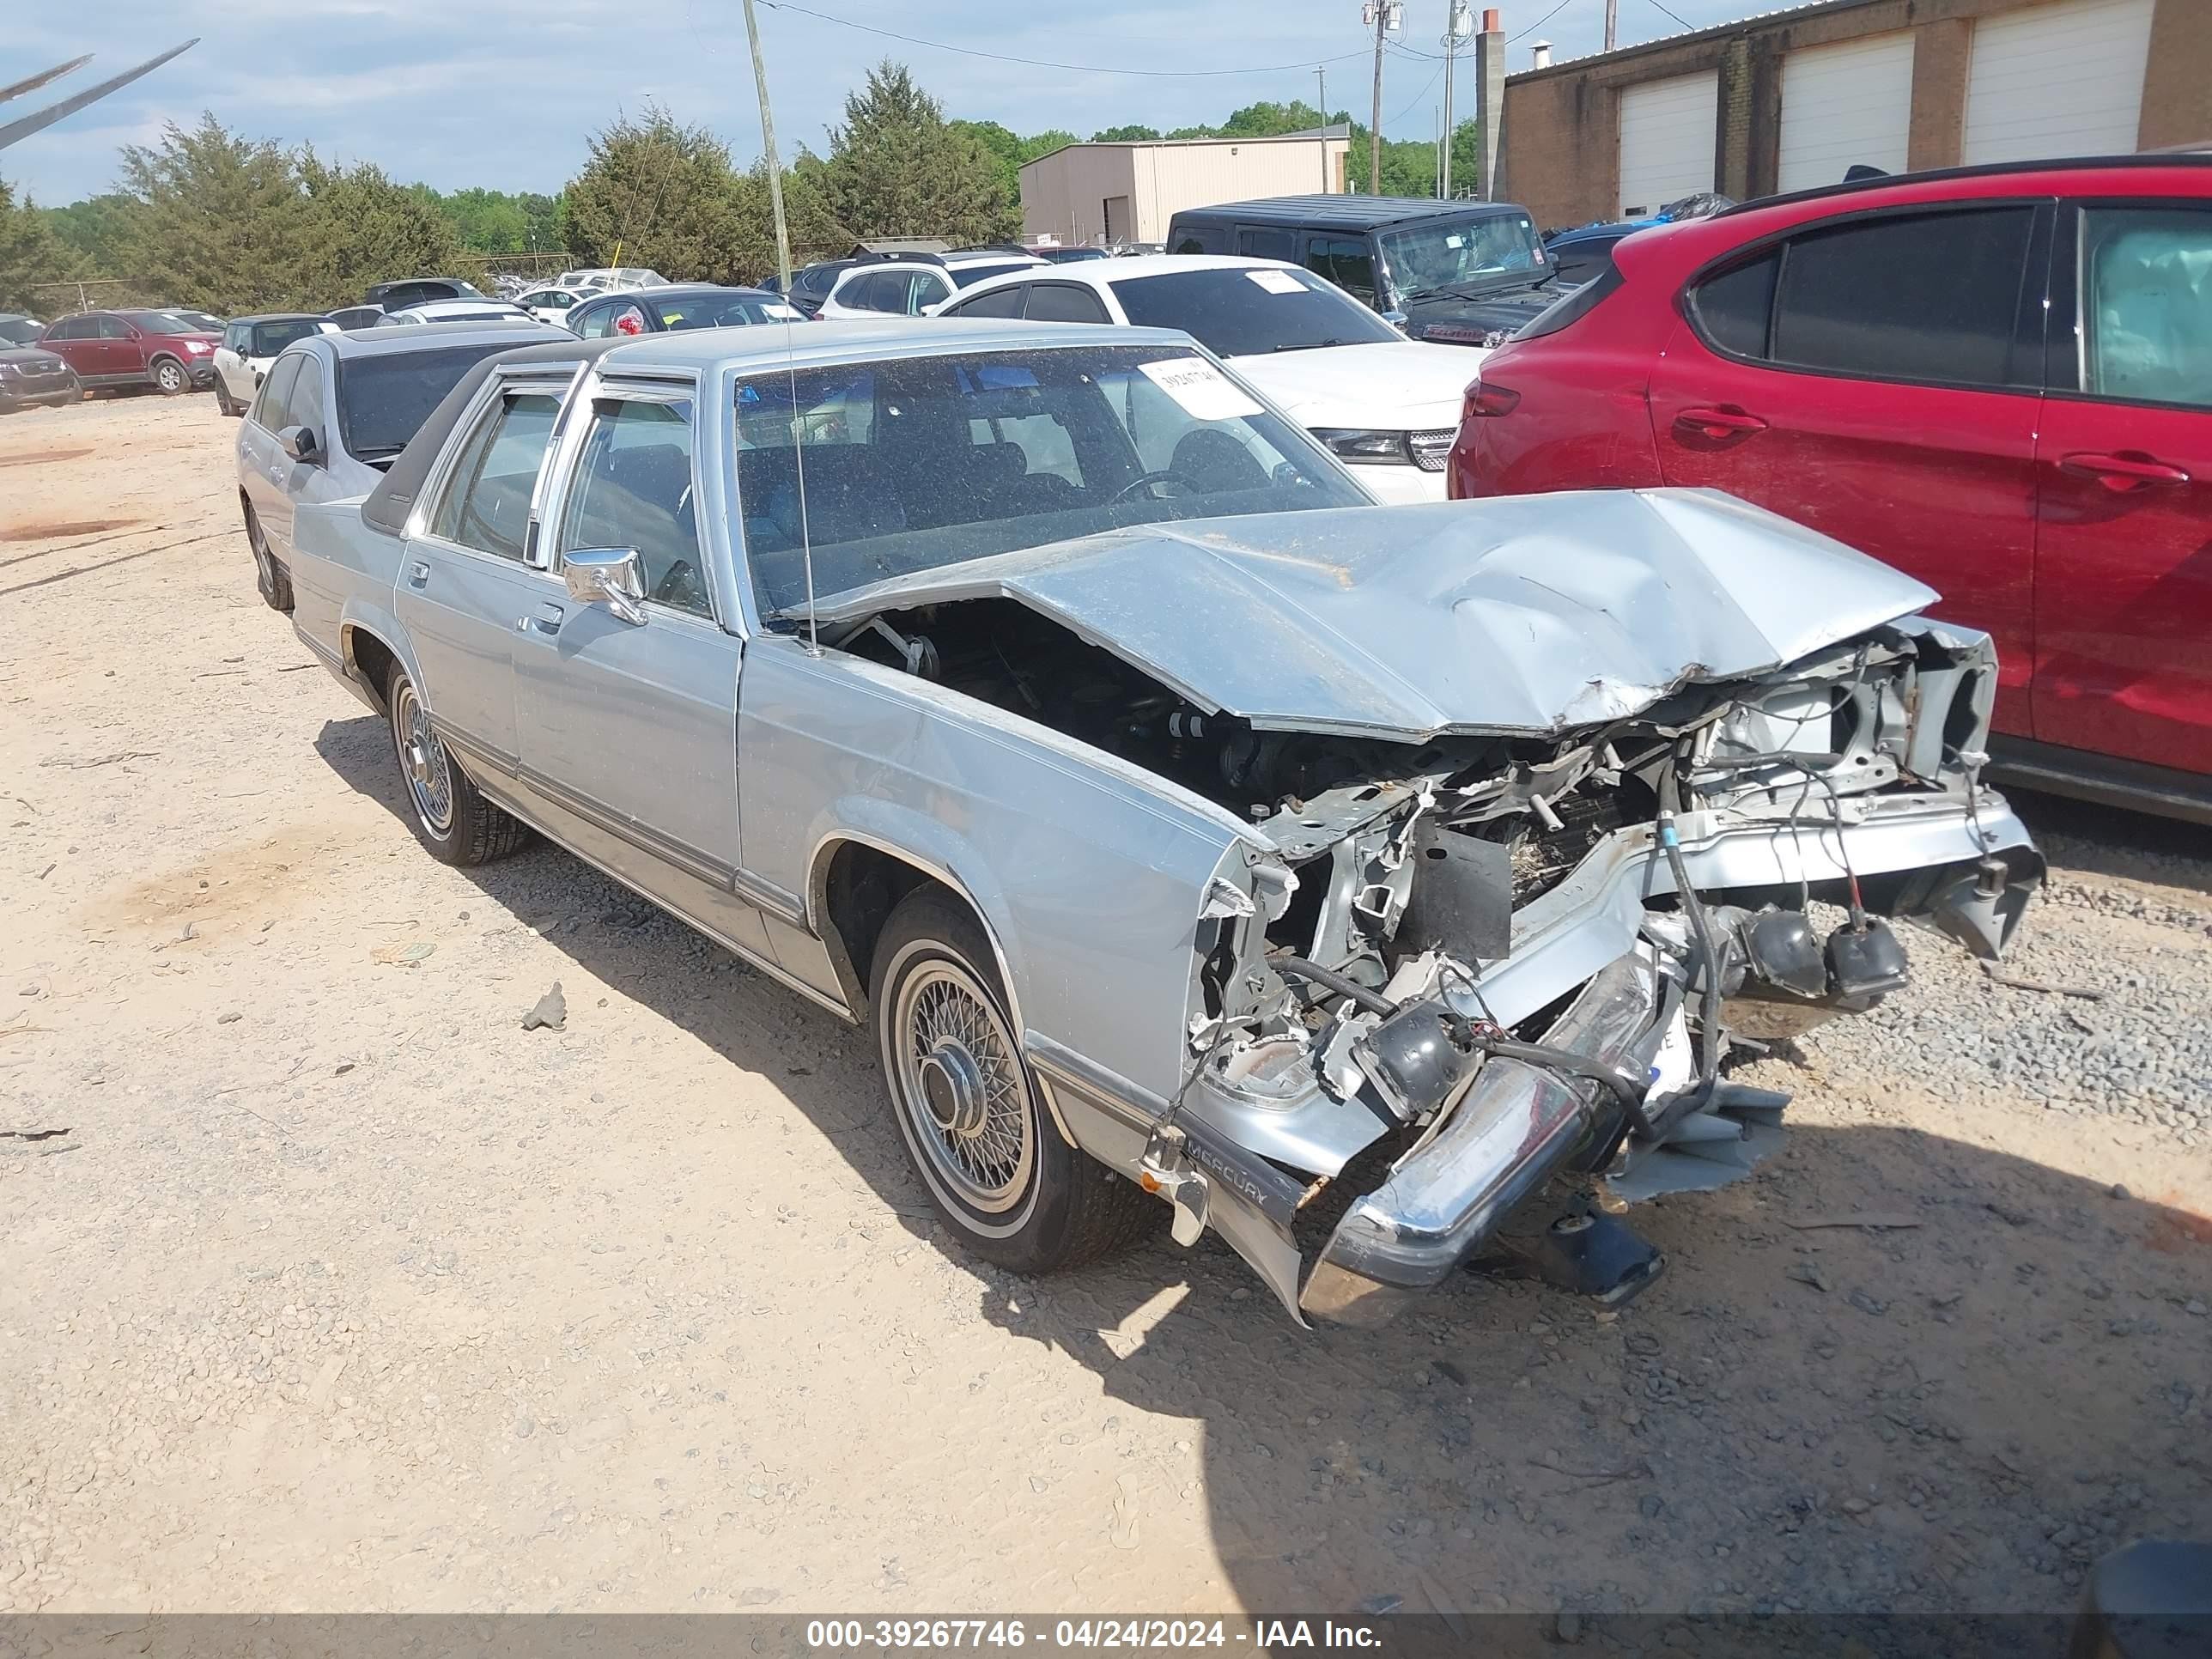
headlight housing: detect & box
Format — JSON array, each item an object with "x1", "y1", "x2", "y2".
[
  {"x1": 1312, "y1": 428, "x2": 1412, "y2": 466},
  {"x1": 184, "y1": 339, "x2": 213, "y2": 354}
]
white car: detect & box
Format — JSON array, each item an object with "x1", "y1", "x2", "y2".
[
  {"x1": 555, "y1": 267, "x2": 668, "y2": 294},
  {"x1": 938, "y1": 254, "x2": 1486, "y2": 503},
  {"x1": 816, "y1": 249, "x2": 1049, "y2": 320},
  {"x1": 512, "y1": 285, "x2": 592, "y2": 326},
  {"x1": 211, "y1": 313, "x2": 339, "y2": 417},
  {"x1": 380, "y1": 299, "x2": 542, "y2": 328}
]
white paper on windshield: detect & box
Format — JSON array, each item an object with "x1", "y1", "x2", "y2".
[
  {"x1": 764, "y1": 302, "x2": 803, "y2": 319},
  {"x1": 1138, "y1": 356, "x2": 1264, "y2": 422},
  {"x1": 1246, "y1": 269, "x2": 1305, "y2": 295}
]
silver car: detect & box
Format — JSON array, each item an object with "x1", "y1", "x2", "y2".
[
  {"x1": 284, "y1": 319, "x2": 2043, "y2": 1327},
  {"x1": 234, "y1": 321, "x2": 558, "y2": 612}
]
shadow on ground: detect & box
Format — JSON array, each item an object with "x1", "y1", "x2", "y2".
[{"x1": 315, "y1": 714, "x2": 2212, "y2": 1621}]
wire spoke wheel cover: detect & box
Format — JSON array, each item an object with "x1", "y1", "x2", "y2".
[
  {"x1": 391, "y1": 680, "x2": 453, "y2": 836},
  {"x1": 890, "y1": 957, "x2": 1036, "y2": 1216}
]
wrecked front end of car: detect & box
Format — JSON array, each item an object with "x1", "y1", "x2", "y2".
[
  {"x1": 814, "y1": 491, "x2": 2044, "y2": 1324},
  {"x1": 1146, "y1": 612, "x2": 2040, "y2": 1325}
]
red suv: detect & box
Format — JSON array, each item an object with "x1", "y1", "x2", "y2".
[
  {"x1": 39, "y1": 308, "x2": 222, "y2": 396},
  {"x1": 1449, "y1": 156, "x2": 2212, "y2": 823}
]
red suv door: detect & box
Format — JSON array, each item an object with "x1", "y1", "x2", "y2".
[
  {"x1": 2030, "y1": 198, "x2": 2212, "y2": 777},
  {"x1": 1645, "y1": 204, "x2": 2049, "y2": 736}
]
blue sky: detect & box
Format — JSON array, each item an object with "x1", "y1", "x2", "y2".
[{"x1": 6, "y1": 0, "x2": 1755, "y2": 205}]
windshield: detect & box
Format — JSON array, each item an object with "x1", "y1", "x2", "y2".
[
  {"x1": 0, "y1": 318, "x2": 40, "y2": 345},
  {"x1": 653, "y1": 292, "x2": 803, "y2": 330},
  {"x1": 1382, "y1": 212, "x2": 1548, "y2": 301},
  {"x1": 733, "y1": 343, "x2": 1366, "y2": 617},
  {"x1": 1108, "y1": 267, "x2": 1400, "y2": 357},
  {"x1": 133, "y1": 313, "x2": 202, "y2": 335},
  {"x1": 251, "y1": 319, "x2": 322, "y2": 357},
  {"x1": 337, "y1": 343, "x2": 533, "y2": 460}
]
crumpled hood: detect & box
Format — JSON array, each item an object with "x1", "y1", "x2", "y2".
[
  {"x1": 1226, "y1": 340, "x2": 1482, "y2": 430},
  {"x1": 811, "y1": 489, "x2": 1942, "y2": 742}
]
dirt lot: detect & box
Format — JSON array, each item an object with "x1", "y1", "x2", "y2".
[{"x1": 3, "y1": 393, "x2": 2209, "y2": 1618}]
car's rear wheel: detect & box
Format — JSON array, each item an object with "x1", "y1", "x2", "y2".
[
  {"x1": 243, "y1": 501, "x2": 292, "y2": 612},
  {"x1": 214, "y1": 379, "x2": 240, "y2": 416},
  {"x1": 383, "y1": 669, "x2": 528, "y2": 866},
  {"x1": 150, "y1": 357, "x2": 187, "y2": 395},
  {"x1": 870, "y1": 890, "x2": 1158, "y2": 1273}
]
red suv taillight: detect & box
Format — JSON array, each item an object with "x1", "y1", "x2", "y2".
[{"x1": 1462, "y1": 382, "x2": 1520, "y2": 420}]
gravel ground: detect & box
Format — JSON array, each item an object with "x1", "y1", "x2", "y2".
[{"x1": 3, "y1": 395, "x2": 2209, "y2": 1618}]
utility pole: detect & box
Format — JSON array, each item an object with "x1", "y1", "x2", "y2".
[
  {"x1": 1316, "y1": 67, "x2": 1329, "y2": 192},
  {"x1": 1361, "y1": 0, "x2": 1401, "y2": 192},
  {"x1": 1604, "y1": 0, "x2": 1619, "y2": 52},
  {"x1": 739, "y1": 0, "x2": 793, "y2": 289},
  {"x1": 1440, "y1": 0, "x2": 1471, "y2": 198},
  {"x1": 1367, "y1": 0, "x2": 1385, "y2": 195}
]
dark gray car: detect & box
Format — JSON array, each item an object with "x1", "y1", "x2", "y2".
[{"x1": 234, "y1": 320, "x2": 557, "y2": 611}]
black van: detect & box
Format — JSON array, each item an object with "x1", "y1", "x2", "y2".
[{"x1": 1163, "y1": 195, "x2": 1572, "y2": 348}]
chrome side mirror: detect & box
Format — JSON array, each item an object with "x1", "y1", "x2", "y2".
[{"x1": 562, "y1": 547, "x2": 647, "y2": 625}]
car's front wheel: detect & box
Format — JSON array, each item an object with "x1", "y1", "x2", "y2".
[
  {"x1": 384, "y1": 669, "x2": 528, "y2": 866},
  {"x1": 150, "y1": 357, "x2": 188, "y2": 395},
  {"x1": 871, "y1": 890, "x2": 1158, "y2": 1273}
]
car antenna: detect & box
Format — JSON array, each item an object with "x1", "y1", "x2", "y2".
[{"x1": 738, "y1": 0, "x2": 818, "y2": 656}]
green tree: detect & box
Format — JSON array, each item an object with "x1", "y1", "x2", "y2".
[
  {"x1": 1218, "y1": 99, "x2": 1326, "y2": 137},
  {"x1": 113, "y1": 114, "x2": 323, "y2": 313},
  {"x1": 1, "y1": 179, "x2": 82, "y2": 313},
  {"x1": 1089, "y1": 124, "x2": 1159, "y2": 143},
  {"x1": 298, "y1": 153, "x2": 466, "y2": 301},
  {"x1": 824, "y1": 63, "x2": 1019, "y2": 244},
  {"x1": 562, "y1": 106, "x2": 752, "y2": 283},
  {"x1": 41, "y1": 191, "x2": 140, "y2": 274}
]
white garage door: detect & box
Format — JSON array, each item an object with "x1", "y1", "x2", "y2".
[
  {"x1": 1962, "y1": 0, "x2": 2154, "y2": 165},
  {"x1": 1778, "y1": 33, "x2": 1916, "y2": 193},
  {"x1": 1619, "y1": 71, "x2": 1717, "y2": 217}
]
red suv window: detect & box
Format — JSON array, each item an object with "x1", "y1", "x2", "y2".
[{"x1": 1685, "y1": 205, "x2": 2041, "y2": 390}]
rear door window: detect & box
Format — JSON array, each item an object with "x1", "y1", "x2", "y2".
[
  {"x1": 1768, "y1": 207, "x2": 2037, "y2": 387},
  {"x1": 946, "y1": 285, "x2": 1028, "y2": 319},
  {"x1": 429, "y1": 391, "x2": 562, "y2": 560},
  {"x1": 1170, "y1": 222, "x2": 1228, "y2": 255},
  {"x1": 1237, "y1": 228, "x2": 1295, "y2": 260},
  {"x1": 1024, "y1": 283, "x2": 1110, "y2": 325},
  {"x1": 1304, "y1": 236, "x2": 1376, "y2": 305}
]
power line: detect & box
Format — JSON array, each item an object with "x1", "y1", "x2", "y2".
[
  {"x1": 1384, "y1": 59, "x2": 1443, "y2": 126},
  {"x1": 1641, "y1": 0, "x2": 1694, "y2": 31},
  {"x1": 755, "y1": 1, "x2": 1372, "y2": 78},
  {"x1": 1508, "y1": 0, "x2": 1580, "y2": 44}
]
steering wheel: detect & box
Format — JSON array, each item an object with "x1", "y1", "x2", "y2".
[{"x1": 1109, "y1": 469, "x2": 1199, "y2": 505}]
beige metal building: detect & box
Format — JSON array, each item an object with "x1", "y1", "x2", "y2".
[
  {"x1": 1498, "y1": 0, "x2": 2209, "y2": 230},
  {"x1": 1018, "y1": 128, "x2": 1353, "y2": 246}
]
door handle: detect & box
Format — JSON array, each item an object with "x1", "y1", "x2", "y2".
[
  {"x1": 405, "y1": 561, "x2": 430, "y2": 589},
  {"x1": 531, "y1": 601, "x2": 565, "y2": 635},
  {"x1": 2058, "y1": 451, "x2": 2191, "y2": 491},
  {"x1": 1674, "y1": 405, "x2": 1769, "y2": 438}
]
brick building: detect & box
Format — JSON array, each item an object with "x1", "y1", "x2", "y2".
[{"x1": 1496, "y1": 0, "x2": 2210, "y2": 229}]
